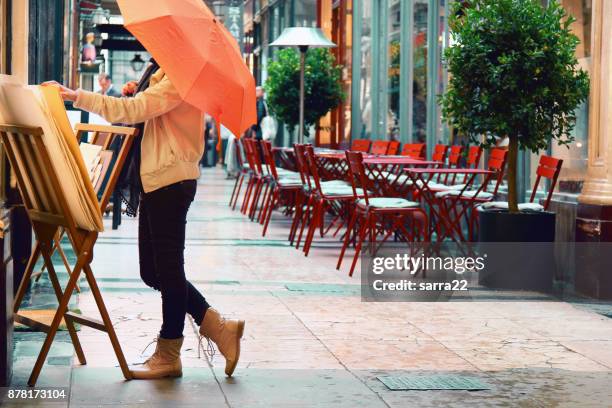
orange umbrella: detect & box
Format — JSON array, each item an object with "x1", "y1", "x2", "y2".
[{"x1": 116, "y1": 0, "x2": 256, "y2": 137}]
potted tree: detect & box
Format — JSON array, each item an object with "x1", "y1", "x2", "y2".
[
  {"x1": 441, "y1": 0, "x2": 590, "y2": 290},
  {"x1": 265, "y1": 48, "x2": 344, "y2": 143}
]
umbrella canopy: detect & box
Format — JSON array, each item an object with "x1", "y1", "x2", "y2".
[{"x1": 117, "y1": 0, "x2": 256, "y2": 137}]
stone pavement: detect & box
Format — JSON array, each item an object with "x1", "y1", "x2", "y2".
[{"x1": 7, "y1": 167, "x2": 612, "y2": 407}]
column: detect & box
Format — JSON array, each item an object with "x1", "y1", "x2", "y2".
[
  {"x1": 575, "y1": 0, "x2": 612, "y2": 298},
  {"x1": 577, "y1": 0, "x2": 612, "y2": 231}
]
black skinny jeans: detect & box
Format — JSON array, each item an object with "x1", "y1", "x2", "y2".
[{"x1": 139, "y1": 179, "x2": 210, "y2": 339}]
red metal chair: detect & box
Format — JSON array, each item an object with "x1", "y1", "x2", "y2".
[
  {"x1": 351, "y1": 139, "x2": 371, "y2": 152},
  {"x1": 337, "y1": 151, "x2": 428, "y2": 276},
  {"x1": 420, "y1": 145, "x2": 480, "y2": 191},
  {"x1": 466, "y1": 145, "x2": 483, "y2": 168},
  {"x1": 442, "y1": 145, "x2": 464, "y2": 184},
  {"x1": 241, "y1": 138, "x2": 269, "y2": 220},
  {"x1": 436, "y1": 148, "x2": 509, "y2": 241},
  {"x1": 289, "y1": 144, "x2": 314, "y2": 247},
  {"x1": 478, "y1": 155, "x2": 563, "y2": 212},
  {"x1": 370, "y1": 140, "x2": 390, "y2": 155},
  {"x1": 302, "y1": 145, "x2": 361, "y2": 257},
  {"x1": 290, "y1": 144, "x2": 348, "y2": 248},
  {"x1": 237, "y1": 138, "x2": 258, "y2": 214},
  {"x1": 259, "y1": 140, "x2": 303, "y2": 236},
  {"x1": 432, "y1": 144, "x2": 449, "y2": 163},
  {"x1": 229, "y1": 138, "x2": 249, "y2": 210},
  {"x1": 429, "y1": 144, "x2": 451, "y2": 185},
  {"x1": 401, "y1": 143, "x2": 426, "y2": 159},
  {"x1": 448, "y1": 145, "x2": 463, "y2": 167},
  {"x1": 452, "y1": 145, "x2": 484, "y2": 187},
  {"x1": 387, "y1": 140, "x2": 400, "y2": 155},
  {"x1": 531, "y1": 156, "x2": 563, "y2": 210}
]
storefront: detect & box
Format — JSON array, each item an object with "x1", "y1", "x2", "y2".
[
  {"x1": 314, "y1": 0, "x2": 596, "y2": 220},
  {"x1": 318, "y1": 1, "x2": 449, "y2": 153}
]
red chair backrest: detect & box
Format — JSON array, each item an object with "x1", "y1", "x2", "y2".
[
  {"x1": 242, "y1": 139, "x2": 261, "y2": 175},
  {"x1": 345, "y1": 151, "x2": 371, "y2": 204},
  {"x1": 351, "y1": 139, "x2": 371, "y2": 152},
  {"x1": 401, "y1": 143, "x2": 426, "y2": 159},
  {"x1": 530, "y1": 155, "x2": 563, "y2": 210},
  {"x1": 304, "y1": 145, "x2": 326, "y2": 195},
  {"x1": 486, "y1": 148, "x2": 508, "y2": 195},
  {"x1": 487, "y1": 148, "x2": 507, "y2": 172},
  {"x1": 431, "y1": 144, "x2": 449, "y2": 163},
  {"x1": 466, "y1": 146, "x2": 483, "y2": 168},
  {"x1": 260, "y1": 140, "x2": 278, "y2": 181},
  {"x1": 448, "y1": 145, "x2": 463, "y2": 167},
  {"x1": 387, "y1": 141, "x2": 400, "y2": 155},
  {"x1": 293, "y1": 143, "x2": 311, "y2": 187},
  {"x1": 370, "y1": 140, "x2": 390, "y2": 155}
]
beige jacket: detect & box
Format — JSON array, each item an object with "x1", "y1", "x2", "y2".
[{"x1": 74, "y1": 69, "x2": 203, "y2": 193}]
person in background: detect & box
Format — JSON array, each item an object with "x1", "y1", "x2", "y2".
[
  {"x1": 251, "y1": 86, "x2": 267, "y2": 140},
  {"x1": 220, "y1": 124, "x2": 231, "y2": 167},
  {"x1": 201, "y1": 115, "x2": 217, "y2": 167},
  {"x1": 224, "y1": 128, "x2": 239, "y2": 179},
  {"x1": 98, "y1": 73, "x2": 121, "y2": 97}
]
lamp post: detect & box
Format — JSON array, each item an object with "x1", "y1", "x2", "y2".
[{"x1": 270, "y1": 27, "x2": 336, "y2": 144}]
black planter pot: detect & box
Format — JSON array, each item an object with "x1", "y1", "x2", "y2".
[{"x1": 478, "y1": 209, "x2": 556, "y2": 292}]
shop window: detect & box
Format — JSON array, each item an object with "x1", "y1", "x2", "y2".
[
  {"x1": 530, "y1": 0, "x2": 591, "y2": 198},
  {"x1": 386, "y1": 0, "x2": 401, "y2": 140},
  {"x1": 412, "y1": 0, "x2": 428, "y2": 143},
  {"x1": 360, "y1": 0, "x2": 373, "y2": 139},
  {"x1": 295, "y1": 0, "x2": 317, "y2": 27}
]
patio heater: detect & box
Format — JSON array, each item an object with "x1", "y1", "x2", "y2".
[{"x1": 270, "y1": 27, "x2": 336, "y2": 144}]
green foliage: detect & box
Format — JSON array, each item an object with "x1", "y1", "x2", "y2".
[
  {"x1": 441, "y1": 0, "x2": 590, "y2": 152},
  {"x1": 265, "y1": 48, "x2": 345, "y2": 131}
]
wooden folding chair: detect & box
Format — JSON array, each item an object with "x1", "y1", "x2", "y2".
[
  {"x1": 0, "y1": 124, "x2": 132, "y2": 386},
  {"x1": 32, "y1": 124, "x2": 138, "y2": 290}
]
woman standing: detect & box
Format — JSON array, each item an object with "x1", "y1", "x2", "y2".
[{"x1": 45, "y1": 64, "x2": 245, "y2": 379}]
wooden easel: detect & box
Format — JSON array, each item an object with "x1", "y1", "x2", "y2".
[
  {"x1": 0, "y1": 124, "x2": 132, "y2": 386},
  {"x1": 31, "y1": 124, "x2": 138, "y2": 289}
]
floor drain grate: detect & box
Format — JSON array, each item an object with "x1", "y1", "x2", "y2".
[{"x1": 378, "y1": 375, "x2": 491, "y2": 391}]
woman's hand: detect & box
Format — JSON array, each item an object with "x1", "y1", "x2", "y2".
[{"x1": 41, "y1": 81, "x2": 78, "y2": 102}]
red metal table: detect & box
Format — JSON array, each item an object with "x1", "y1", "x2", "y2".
[
  {"x1": 313, "y1": 149, "x2": 354, "y2": 181},
  {"x1": 363, "y1": 156, "x2": 440, "y2": 197},
  {"x1": 404, "y1": 168, "x2": 494, "y2": 242}
]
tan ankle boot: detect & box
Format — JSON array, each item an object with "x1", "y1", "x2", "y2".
[
  {"x1": 199, "y1": 308, "x2": 245, "y2": 376},
  {"x1": 130, "y1": 336, "x2": 183, "y2": 379}
]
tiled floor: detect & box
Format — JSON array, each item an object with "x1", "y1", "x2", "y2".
[{"x1": 7, "y1": 167, "x2": 612, "y2": 407}]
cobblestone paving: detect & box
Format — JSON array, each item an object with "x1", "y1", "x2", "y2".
[{"x1": 8, "y1": 167, "x2": 612, "y2": 407}]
